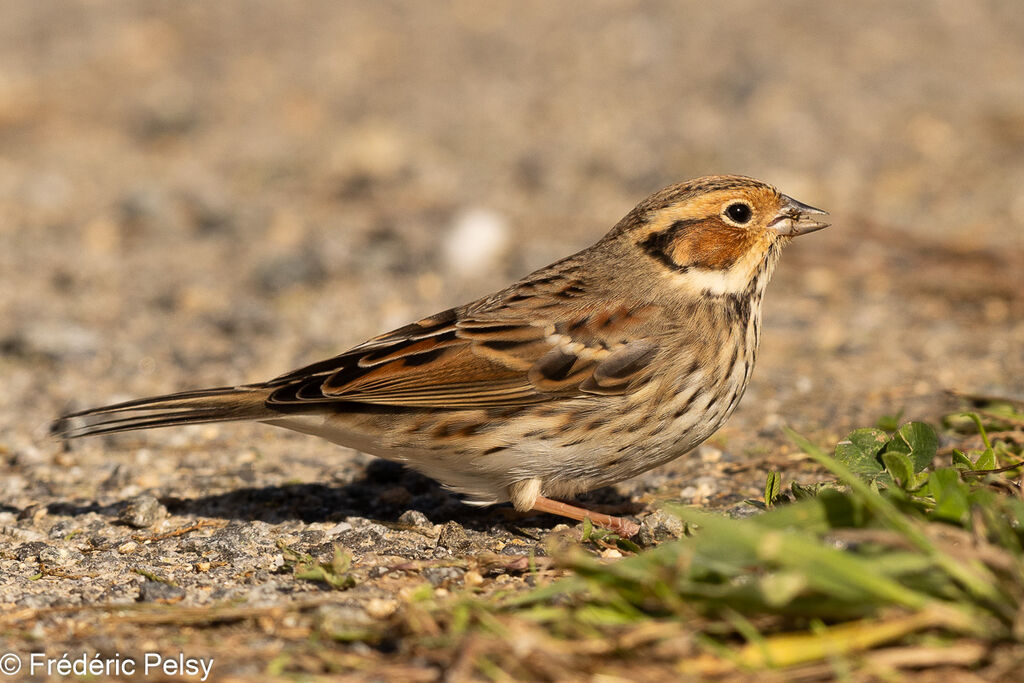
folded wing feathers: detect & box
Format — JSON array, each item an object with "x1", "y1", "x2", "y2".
[
  {"x1": 579, "y1": 340, "x2": 660, "y2": 395},
  {"x1": 53, "y1": 293, "x2": 663, "y2": 436},
  {"x1": 243, "y1": 307, "x2": 660, "y2": 411}
]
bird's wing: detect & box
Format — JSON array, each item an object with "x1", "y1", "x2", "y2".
[{"x1": 265, "y1": 286, "x2": 662, "y2": 410}]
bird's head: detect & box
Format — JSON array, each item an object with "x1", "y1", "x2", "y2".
[{"x1": 610, "y1": 175, "x2": 829, "y2": 296}]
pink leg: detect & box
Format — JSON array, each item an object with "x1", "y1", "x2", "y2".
[{"x1": 530, "y1": 495, "x2": 640, "y2": 537}]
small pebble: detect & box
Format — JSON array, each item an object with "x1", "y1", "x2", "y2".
[
  {"x1": 637, "y1": 509, "x2": 687, "y2": 545},
  {"x1": 364, "y1": 598, "x2": 397, "y2": 619},
  {"x1": 422, "y1": 566, "x2": 464, "y2": 588},
  {"x1": 397, "y1": 509, "x2": 431, "y2": 528},
  {"x1": 47, "y1": 520, "x2": 75, "y2": 539},
  {"x1": 14, "y1": 542, "x2": 48, "y2": 561},
  {"x1": 39, "y1": 545, "x2": 84, "y2": 567},
  {"x1": 119, "y1": 495, "x2": 167, "y2": 529},
  {"x1": 435, "y1": 521, "x2": 471, "y2": 552},
  {"x1": 138, "y1": 580, "x2": 185, "y2": 603},
  {"x1": 328, "y1": 522, "x2": 353, "y2": 535}
]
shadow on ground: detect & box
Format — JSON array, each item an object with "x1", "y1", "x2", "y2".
[{"x1": 43, "y1": 459, "x2": 643, "y2": 533}]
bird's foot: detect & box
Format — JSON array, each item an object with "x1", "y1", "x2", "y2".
[{"x1": 530, "y1": 495, "x2": 640, "y2": 537}]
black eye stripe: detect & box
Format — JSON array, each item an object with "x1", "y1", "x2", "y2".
[{"x1": 637, "y1": 218, "x2": 703, "y2": 272}]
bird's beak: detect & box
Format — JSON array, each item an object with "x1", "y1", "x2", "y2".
[{"x1": 768, "y1": 195, "x2": 830, "y2": 236}]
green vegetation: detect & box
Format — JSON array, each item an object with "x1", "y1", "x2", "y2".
[
  {"x1": 279, "y1": 541, "x2": 356, "y2": 591},
  {"x1": 373, "y1": 399, "x2": 1024, "y2": 678}
]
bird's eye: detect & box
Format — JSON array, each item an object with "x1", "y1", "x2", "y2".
[{"x1": 724, "y1": 202, "x2": 753, "y2": 225}]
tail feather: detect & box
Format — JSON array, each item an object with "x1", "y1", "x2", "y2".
[{"x1": 51, "y1": 385, "x2": 275, "y2": 439}]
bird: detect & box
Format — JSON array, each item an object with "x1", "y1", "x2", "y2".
[{"x1": 52, "y1": 175, "x2": 828, "y2": 536}]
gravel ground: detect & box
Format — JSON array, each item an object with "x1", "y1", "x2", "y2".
[{"x1": 1, "y1": 1, "x2": 1022, "y2": 680}]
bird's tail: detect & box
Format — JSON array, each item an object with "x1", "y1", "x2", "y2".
[{"x1": 51, "y1": 385, "x2": 276, "y2": 439}]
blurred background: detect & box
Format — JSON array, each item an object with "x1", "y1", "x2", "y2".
[{"x1": 1, "y1": 1, "x2": 1021, "y2": 479}]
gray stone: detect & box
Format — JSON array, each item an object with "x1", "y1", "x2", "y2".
[
  {"x1": 138, "y1": 580, "x2": 185, "y2": 603},
  {"x1": 637, "y1": 509, "x2": 688, "y2": 545},
  {"x1": 38, "y1": 545, "x2": 84, "y2": 567},
  {"x1": 119, "y1": 495, "x2": 167, "y2": 529},
  {"x1": 397, "y1": 509, "x2": 431, "y2": 528},
  {"x1": 436, "y1": 521, "x2": 471, "y2": 553}
]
